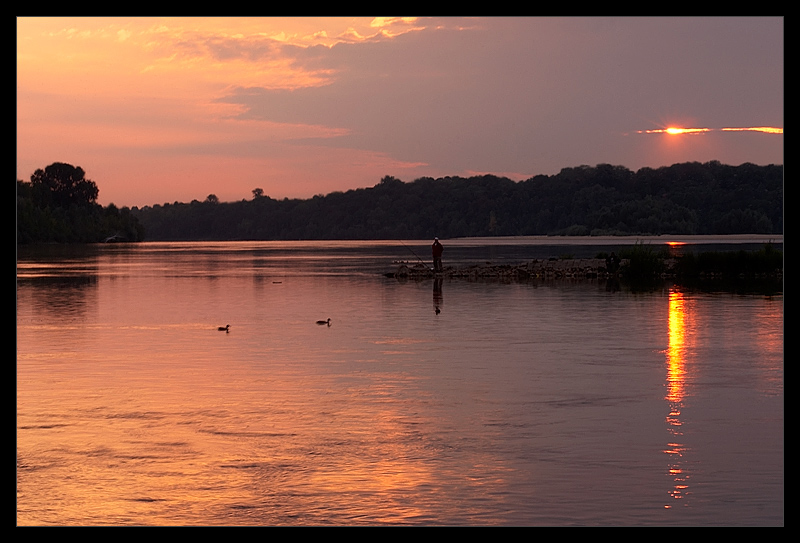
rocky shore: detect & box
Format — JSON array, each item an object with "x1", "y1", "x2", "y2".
[
  {"x1": 390, "y1": 258, "x2": 629, "y2": 280},
  {"x1": 389, "y1": 255, "x2": 783, "y2": 283}
]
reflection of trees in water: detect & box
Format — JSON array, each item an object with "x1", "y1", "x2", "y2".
[
  {"x1": 18, "y1": 244, "x2": 101, "y2": 321},
  {"x1": 21, "y1": 275, "x2": 99, "y2": 322}
]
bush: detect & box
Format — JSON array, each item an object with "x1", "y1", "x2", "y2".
[
  {"x1": 674, "y1": 243, "x2": 783, "y2": 278},
  {"x1": 620, "y1": 242, "x2": 667, "y2": 280}
]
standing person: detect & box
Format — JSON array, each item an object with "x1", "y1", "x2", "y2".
[
  {"x1": 606, "y1": 251, "x2": 621, "y2": 275},
  {"x1": 432, "y1": 237, "x2": 444, "y2": 273}
]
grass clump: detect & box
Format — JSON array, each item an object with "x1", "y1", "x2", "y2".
[
  {"x1": 619, "y1": 241, "x2": 668, "y2": 281},
  {"x1": 674, "y1": 243, "x2": 783, "y2": 279}
]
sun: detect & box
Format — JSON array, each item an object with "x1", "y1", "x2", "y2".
[
  {"x1": 665, "y1": 127, "x2": 710, "y2": 135},
  {"x1": 634, "y1": 125, "x2": 781, "y2": 136}
]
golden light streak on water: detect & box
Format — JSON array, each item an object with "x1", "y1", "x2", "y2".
[
  {"x1": 664, "y1": 289, "x2": 691, "y2": 508},
  {"x1": 666, "y1": 290, "x2": 687, "y2": 405}
]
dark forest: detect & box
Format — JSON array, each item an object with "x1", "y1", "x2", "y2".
[
  {"x1": 17, "y1": 163, "x2": 145, "y2": 244},
  {"x1": 130, "y1": 161, "x2": 782, "y2": 241},
  {"x1": 18, "y1": 161, "x2": 782, "y2": 243}
]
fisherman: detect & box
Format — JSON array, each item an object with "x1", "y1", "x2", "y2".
[
  {"x1": 432, "y1": 237, "x2": 444, "y2": 273},
  {"x1": 606, "y1": 251, "x2": 621, "y2": 274}
]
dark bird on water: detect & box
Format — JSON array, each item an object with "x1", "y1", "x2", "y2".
[
  {"x1": 316, "y1": 318, "x2": 331, "y2": 326},
  {"x1": 218, "y1": 324, "x2": 230, "y2": 332}
]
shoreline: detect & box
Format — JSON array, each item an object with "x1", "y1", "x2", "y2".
[
  {"x1": 390, "y1": 250, "x2": 783, "y2": 285},
  {"x1": 445, "y1": 234, "x2": 783, "y2": 246}
]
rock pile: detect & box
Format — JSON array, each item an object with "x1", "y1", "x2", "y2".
[{"x1": 391, "y1": 258, "x2": 629, "y2": 280}]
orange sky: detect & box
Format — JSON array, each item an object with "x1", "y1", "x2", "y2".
[{"x1": 17, "y1": 17, "x2": 783, "y2": 207}]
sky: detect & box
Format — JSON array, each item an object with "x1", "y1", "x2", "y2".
[{"x1": 17, "y1": 17, "x2": 783, "y2": 208}]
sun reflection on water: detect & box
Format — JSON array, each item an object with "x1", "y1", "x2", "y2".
[{"x1": 664, "y1": 288, "x2": 691, "y2": 508}]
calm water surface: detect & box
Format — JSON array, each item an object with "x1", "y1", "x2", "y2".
[{"x1": 17, "y1": 238, "x2": 783, "y2": 525}]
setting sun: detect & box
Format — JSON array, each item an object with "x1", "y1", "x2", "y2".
[
  {"x1": 665, "y1": 127, "x2": 710, "y2": 135},
  {"x1": 636, "y1": 126, "x2": 782, "y2": 136}
]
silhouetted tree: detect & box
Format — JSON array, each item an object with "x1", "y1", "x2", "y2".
[
  {"x1": 30, "y1": 162, "x2": 98, "y2": 208},
  {"x1": 18, "y1": 162, "x2": 144, "y2": 243}
]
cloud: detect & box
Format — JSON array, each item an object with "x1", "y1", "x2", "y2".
[
  {"x1": 17, "y1": 17, "x2": 782, "y2": 207},
  {"x1": 212, "y1": 18, "x2": 782, "y2": 174}
]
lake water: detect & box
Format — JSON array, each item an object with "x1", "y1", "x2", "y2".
[{"x1": 16, "y1": 237, "x2": 784, "y2": 526}]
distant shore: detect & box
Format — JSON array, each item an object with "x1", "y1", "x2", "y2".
[{"x1": 444, "y1": 234, "x2": 783, "y2": 246}]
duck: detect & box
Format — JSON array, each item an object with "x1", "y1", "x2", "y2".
[
  {"x1": 218, "y1": 324, "x2": 230, "y2": 332},
  {"x1": 316, "y1": 318, "x2": 331, "y2": 326}
]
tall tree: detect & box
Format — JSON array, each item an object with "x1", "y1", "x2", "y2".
[
  {"x1": 30, "y1": 162, "x2": 99, "y2": 208},
  {"x1": 18, "y1": 162, "x2": 144, "y2": 243}
]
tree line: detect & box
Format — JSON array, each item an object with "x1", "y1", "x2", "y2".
[
  {"x1": 16, "y1": 161, "x2": 782, "y2": 243},
  {"x1": 17, "y1": 163, "x2": 145, "y2": 244},
  {"x1": 131, "y1": 161, "x2": 782, "y2": 241}
]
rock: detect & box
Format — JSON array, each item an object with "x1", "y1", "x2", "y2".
[{"x1": 389, "y1": 258, "x2": 626, "y2": 281}]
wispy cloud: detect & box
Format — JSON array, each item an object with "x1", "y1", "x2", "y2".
[{"x1": 17, "y1": 17, "x2": 783, "y2": 207}]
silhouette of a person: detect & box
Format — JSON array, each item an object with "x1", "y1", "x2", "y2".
[
  {"x1": 432, "y1": 237, "x2": 444, "y2": 273},
  {"x1": 606, "y1": 251, "x2": 620, "y2": 274}
]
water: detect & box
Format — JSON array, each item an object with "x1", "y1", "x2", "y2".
[{"x1": 16, "y1": 237, "x2": 784, "y2": 525}]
